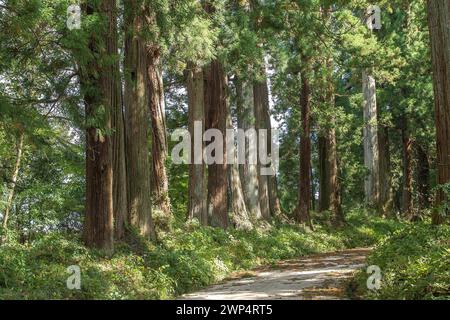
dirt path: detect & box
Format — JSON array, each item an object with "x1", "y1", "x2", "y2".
[{"x1": 182, "y1": 248, "x2": 371, "y2": 300}]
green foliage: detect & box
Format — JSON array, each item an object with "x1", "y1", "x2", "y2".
[
  {"x1": 0, "y1": 0, "x2": 446, "y2": 302},
  {"x1": 351, "y1": 223, "x2": 450, "y2": 300},
  {"x1": 0, "y1": 211, "x2": 404, "y2": 300}
]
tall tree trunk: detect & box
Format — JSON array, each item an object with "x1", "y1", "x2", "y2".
[
  {"x1": 147, "y1": 47, "x2": 171, "y2": 219},
  {"x1": 187, "y1": 63, "x2": 207, "y2": 225},
  {"x1": 254, "y1": 80, "x2": 271, "y2": 220},
  {"x1": 318, "y1": 131, "x2": 340, "y2": 217},
  {"x1": 227, "y1": 103, "x2": 252, "y2": 230},
  {"x1": 318, "y1": 124, "x2": 344, "y2": 224},
  {"x1": 416, "y1": 144, "x2": 431, "y2": 212},
  {"x1": 259, "y1": 71, "x2": 282, "y2": 217},
  {"x1": 236, "y1": 78, "x2": 262, "y2": 221},
  {"x1": 1, "y1": 131, "x2": 24, "y2": 233},
  {"x1": 401, "y1": 116, "x2": 414, "y2": 219},
  {"x1": 311, "y1": 166, "x2": 316, "y2": 212},
  {"x1": 113, "y1": 96, "x2": 127, "y2": 239},
  {"x1": 269, "y1": 174, "x2": 283, "y2": 217},
  {"x1": 204, "y1": 60, "x2": 228, "y2": 229},
  {"x1": 82, "y1": 0, "x2": 118, "y2": 252},
  {"x1": 124, "y1": 2, "x2": 155, "y2": 240},
  {"x1": 318, "y1": 135, "x2": 330, "y2": 212},
  {"x1": 328, "y1": 125, "x2": 344, "y2": 225},
  {"x1": 324, "y1": 54, "x2": 344, "y2": 225},
  {"x1": 378, "y1": 124, "x2": 394, "y2": 217},
  {"x1": 314, "y1": 10, "x2": 344, "y2": 222},
  {"x1": 297, "y1": 67, "x2": 313, "y2": 228},
  {"x1": 112, "y1": 24, "x2": 127, "y2": 241},
  {"x1": 246, "y1": 0, "x2": 280, "y2": 219},
  {"x1": 427, "y1": 0, "x2": 450, "y2": 225},
  {"x1": 362, "y1": 70, "x2": 379, "y2": 207},
  {"x1": 318, "y1": 7, "x2": 338, "y2": 219}
]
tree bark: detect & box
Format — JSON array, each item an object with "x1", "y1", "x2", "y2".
[
  {"x1": 401, "y1": 116, "x2": 414, "y2": 219},
  {"x1": 236, "y1": 78, "x2": 262, "y2": 221},
  {"x1": 321, "y1": 52, "x2": 343, "y2": 224},
  {"x1": 378, "y1": 124, "x2": 394, "y2": 217},
  {"x1": 427, "y1": 0, "x2": 450, "y2": 225},
  {"x1": 82, "y1": 1, "x2": 119, "y2": 252},
  {"x1": 416, "y1": 144, "x2": 431, "y2": 212},
  {"x1": 317, "y1": 107, "x2": 342, "y2": 224},
  {"x1": 227, "y1": 102, "x2": 252, "y2": 230},
  {"x1": 310, "y1": 6, "x2": 343, "y2": 224},
  {"x1": 318, "y1": 135, "x2": 330, "y2": 212},
  {"x1": 204, "y1": 60, "x2": 228, "y2": 229},
  {"x1": 259, "y1": 72, "x2": 282, "y2": 217},
  {"x1": 112, "y1": 98, "x2": 128, "y2": 239},
  {"x1": 297, "y1": 67, "x2": 313, "y2": 228},
  {"x1": 254, "y1": 80, "x2": 271, "y2": 221},
  {"x1": 1, "y1": 130, "x2": 24, "y2": 232},
  {"x1": 362, "y1": 70, "x2": 380, "y2": 208},
  {"x1": 147, "y1": 47, "x2": 171, "y2": 218},
  {"x1": 328, "y1": 125, "x2": 344, "y2": 225},
  {"x1": 124, "y1": 1, "x2": 155, "y2": 240},
  {"x1": 187, "y1": 63, "x2": 207, "y2": 225},
  {"x1": 311, "y1": 166, "x2": 316, "y2": 212},
  {"x1": 112, "y1": 17, "x2": 127, "y2": 241}
]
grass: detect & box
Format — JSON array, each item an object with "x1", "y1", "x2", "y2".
[
  {"x1": 0, "y1": 210, "x2": 406, "y2": 300},
  {"x1": 348, "y1": 222, "x2": 450, "y2": 300}
]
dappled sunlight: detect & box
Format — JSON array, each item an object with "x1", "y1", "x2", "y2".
[{"x1": 182, "y1": 248, "x2": 370, "y2": 300}]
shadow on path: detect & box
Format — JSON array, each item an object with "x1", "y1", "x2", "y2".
[{"x1": 181, "y1": 248, "x2": 371, "y2": 300}]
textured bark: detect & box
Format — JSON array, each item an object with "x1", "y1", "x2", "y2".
[
  {"x1": 204, "y1": 60, "x2": 228, "y2": 229},
  {"x1": 82, "y1": 1, "x2": 119, "y2": 252},
  {"x1": 328, "y1": 126, "x2": 344, "y2": 225},
  {"x1": 362, "y1": 70, "x2": 379, "y2": 207},
  {"x1": 124, "y1": 2, "x2": 155, "y2": 240},
  {"x1": 317, "y1": 7, "x2": 335, "y2": 218},
  {"x1": 113, "y1": 99, "x2": 127, "y2": 240},
  {"x1": 318, "y1": 125, "x2": 343, "y2": 224},
  {"x1": 378, "y1": 124, "x2": 394, "y2": 217},
  {"x1": 254, "y1": 81, "x2": 271, "y2": 220},
  {"x1": 229, "y1": 163, "x2": 251, "y2": 229},
  {"x1": 246, "y1": 1, "x2": 281, "y2": 218},
  {"x1": 236, "y1": 78, "x2": 262, "y2": 221},
  {"x1": 1, "y1": 131, "x2": 24, "y2": 232},
  {"x1": 112, "y1": 20, "x2": 127, "y2": 241},
  {"x1": 318, "y1": 51, "x2": 343, "y2": 224},
  {"x1": 427, "y1": 0, "x2": 450, "y2": 225},
  {"x1": 311, "y1": 166, "x2": 316, "y2": 212},
  {"x1": 268, "y1": 174, "x2": 282, "y2": 217},
  {"x1": 187, "y1": 64, "x2": 207, "y2": 225},
  {"x1": 401, "y1": 116, "x2": 414, "y2": 219},
  {"x1": 227, "y1": 104, "x2": 252, "y2": 230},
  {"x1": 259, "y1": 73, "x2": 282, "y2": 217},
  {"x1": 318, "y1": 135, "x2": 330, "y2": 212},
  {"x1": 416, "y1": 144, "x2": 431, "y2": 211},
  {"x1": 327, "y1": 70, "x2": 344, "y2": 225},
  {"x1": 326, "y1": 56, "x2": 343, "y2": 225},
  {"x1": 297, "y1": 68, "x2": 312, "y2": 227},
  {"x1": 147, "y1": 47, "x2": 171, "y2": 217}
]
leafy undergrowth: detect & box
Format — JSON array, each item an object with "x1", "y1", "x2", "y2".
[
  {"x1": 349, "y1": 223, "x2": 450, "y2": 300},
  {"x1": 0, "y1": 211, "x2": 404, "y2": 300}
]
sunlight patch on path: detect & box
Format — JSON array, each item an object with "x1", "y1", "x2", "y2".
[{"x1": 181, "y1": 248, "x2": 371, "y2": 300}]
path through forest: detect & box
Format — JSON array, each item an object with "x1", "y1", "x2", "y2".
[{"x1": 182, "y1": 248, "x2": 371, "y2": 300}]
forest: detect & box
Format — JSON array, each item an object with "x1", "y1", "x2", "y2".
[{"x1": 0, "y1": 0, "x2": 449, "y2": 301}]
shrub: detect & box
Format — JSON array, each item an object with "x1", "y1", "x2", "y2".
[
  {"x1": 0, "y1": 210, "x2": 406, "y2": 300},
  {"x1": 350, "y1": 223, "x2": 450, "y2": 300}
]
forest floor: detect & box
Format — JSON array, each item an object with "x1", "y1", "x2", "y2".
[{"x1": 181, "y1": 247, "x2": 371, "y2": 300}]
